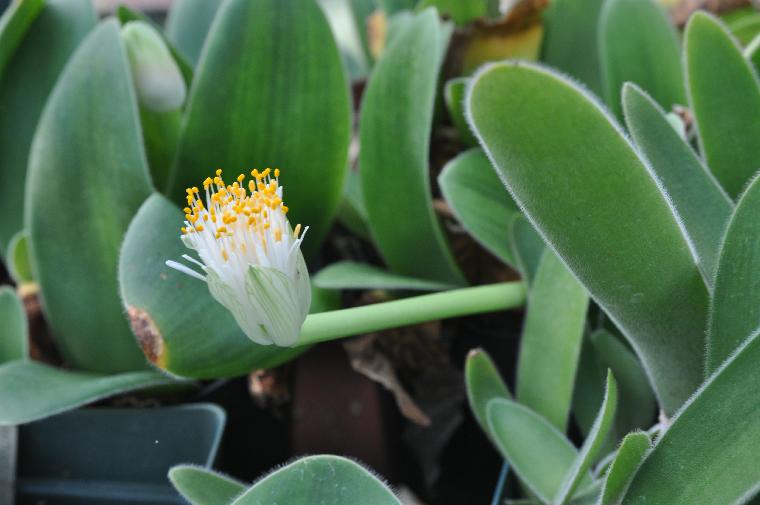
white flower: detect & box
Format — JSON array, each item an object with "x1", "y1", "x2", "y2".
[{"x1": 166, "y1": 168, "x2": 311, "y2": 347}]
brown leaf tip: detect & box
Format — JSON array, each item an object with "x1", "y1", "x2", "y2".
[{"x1": 128, "y1": 307, "x2": 166, "y2": 368}]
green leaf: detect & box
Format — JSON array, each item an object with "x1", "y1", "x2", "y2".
[
  {"x1": 622, "y1": 329, "x2": 760, "y2": 504},
  {"x1": 360, "y1": 9, "x2": 463, "y2": 285},
  {"x1": 418, "y1": 0, "x2": 491, "y2": 25},
  {"x1": 622, "y1": 83, "x2": 733, "y2": 283},
  {"x1": 0, "y1": 0, "x2": 95, "y2": 256},
  {"x1": 599, "y1": 0, "x2": 685, "y2": 118},
  {"x1": 0, "y1": 360, "x2": 176, "y2": 426},
  {"x1": 230, "y1": 455, "x2": 402, "y2": 505},
  {"x1": 708, "y1": 174, "x2": 760, "y2": 372},
  {"x1": 444, "y1": 78, "x2": 477, "y2": 146},
  {"x1": 572, "y1": 336, "x2": 606, "y2": 438},
  {"x1": 0, "y1": 286, "x2": 27, "y2": 363},
  {"x1": 487, "y1": 398, "x2": 593, "y2": 503},
  {"x1": 439, "y1": 148, "x2": 519, "y2": 267},
  {"x1": 169, "y1": 465, "x2": 246, "y2": 505},
  {"x1": 119, "y1": 194, "x2": 305, "y2": 379},
  {"x1": 0, "y1": 0, "x2": 44, "y2": 80},
  {"x1": 313, "y1": 261, "x2": 454, "y2": 291},
  {"x1": 725, "y1": 7, "x2": 760, "y2": 45},
  {"x1": 541, "y1": 0, "x2": 605, "y2": 96},
  {"x1": 555, "y1": 370, "x2": 617, "y2": 505},
  {"x1": 685, "y1": 12, "x2": 760, "y2": 198},
  {"x1": 590, "y1": 330, "x2": 656, "y2": 440},
  {"x1": 164, "y1": 0, "x2": 224, "y2": 66},
  {"x1": 467, "y1": 61, "x2": 708, "y2": 414},
  {"x1": 169, "y1": 0, "x2": 351, "y2": 256},
  {"x1": 509, "y1": 216, "x2": 545, "y2": 285},
  {"x1": 465, "y1": 348, "x2": 511, "y2": 438},
  {"x1": 26, "y1": 20, "x2": 152, "y2": 373},
  {"x1": 516, "y1": 249, "x2": 589, "y2": 432},
  {"x1": 7, "y1": 230, "x2": 33, "y2": 284},
  {"x1": 599, "y1": 432, "x2": 650, "y2": 505}
]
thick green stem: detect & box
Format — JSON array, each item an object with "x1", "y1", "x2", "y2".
[{"x1": 299, "y1": 281, "x2": 526, "y2": 345}]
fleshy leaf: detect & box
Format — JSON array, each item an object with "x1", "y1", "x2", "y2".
[
  {"x1": 169, "y1": 465, "x2": 246, "y2": 505},
  {"x1": 360, "y1": 9, "x2": 463, "y2": 285},
  {"x1": 599, "y1": 0, "x2": 685, "y2": 118},
  {"x1": 685, "y1": 12, "x2": 760, "y2": 198},
  {"x1": 516, "y1": 249, "x2": 589, "y2": 431},
  {"x1": 465, "y1": 348, "x2": 511, "y2": 438},
  {"x1": 169, "y1": 0, "x2": 351, "y2": 256},
  {"x1": 26, "y1": 20, "x2": 152, "y2": 373},
  {"x1": 467, "y1": 61, "x2": 708, "y2": 414},
  {"x1": 0, "y1": 0, "x2": 95, "y2": 256},
  {"x1": 229, "y1": 455, "x2": 402, "y2": 505},
  {"x1": 599, "y1": 431, "x2": 650, "y2": 505},
  {"x1": 313, "y1": 261, "x2": 454, "y2": 291},
  {"x1": 0, "y1": 360, "x2": 177, "y2": 426},
  {"x1": 622, "y1": 329, "x2": 760, "y2": 504},
  {"x1": 0, "y1": 286, "x2": 27, "y2": 363},
  {"x1": 438, "y1": 148, "x2": 520, "y2": 267}
]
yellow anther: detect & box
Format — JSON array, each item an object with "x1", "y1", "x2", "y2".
[
  {"x1": 192, "y1": 187, "x2": 199, "y2": 193},
  {"x1": 274, "y1": 168, "x2": 280, "y2": 177},
  {"x1": 203, "y1": 177, "x2": 213, "y2": 187},
  {"x1": 196, "y1": 225, "x2": 205, "y2": 232},
  {"x1": 221, "y1": 249, "x2": 228, "y2": 261},
  {"x1": 237, "y1": 174, "x2": 245, "y2": 183},
  {"x1": 216, "y1": 169, "x2": 223, "y2": 176},
  {"x1": 274, "y1": 228, "x2": 283, "y2": 242},
  {"x1": 181, "y1": 227, "x2": 188, "y2": 234},
  {"x1": 183, "y1": 207, "x2": 191, "y2": 214},
  {"x1": 293, "y1": 223, "x2": 301, "y2": 237},
  {"x1": 281, "y1": 205, "x2": 289, "y2": 214}
]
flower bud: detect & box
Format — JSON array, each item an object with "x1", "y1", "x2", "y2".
[{"x1": 121, "y1": 21, "x2": 186, "y2": 112}]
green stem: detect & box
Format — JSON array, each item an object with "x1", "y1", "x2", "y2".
[{"x1": 300, "y1": 281, "x2": 526, "y2": 345}]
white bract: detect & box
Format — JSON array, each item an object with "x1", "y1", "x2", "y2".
[{"x1": 166, "y1": 168, "x2": 311, "y2": 346}]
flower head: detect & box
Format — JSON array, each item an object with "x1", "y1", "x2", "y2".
[{"x1": 166, "y1": 168, "x2": 311, "y2": 346}]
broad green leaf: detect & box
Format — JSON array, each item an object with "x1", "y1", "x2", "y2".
[
  {"x1": 599, "y1": 0, "x2": 684, "y2": 118},
  {"x1": 169, "y1": 0, "x2": 351, "y2": 256},
  {"x1": 487, "y1": 398, "x2": 593, "y2": 503},
  {"x1": 685, "y1": 12, "x2": 760, "y2": 198},
  {"x1": 591, "y1": 331, "x2": 656, "y2": 439},
  {"x1": 541, "y1": 0, "x2": 605, "y2": 96},
  {"x1": 444, "y1": 78, "x2": 477, "y2": 146},
  {"x1": 7, "y1": 230, "x2": 33, "y2": 284},
  {"x1": 467, "y1": 61, "x2": 708, "y2": 414},
  {"x1": 465, "y1": 348, "x2": 511, "y2": 437},
  {"x1": 438, "y1": 148, "x2": 519, "y2": 266},
  {"x1": 313, "y1": 261, "x2": 454, "y2": 291},
  {"x1": 169, "y1": 465, "x2": 246, "y2": 505},
  {"x1": 516, "y1": 249, "x2": 589, "y2": 431},
  {"x1": 555, "y1": 371, "x2": 617, "y2": 505},
  {"x1": 0, "y1": 360, "x2": 176, "y2": 426},
  {"x1": 0, "y1": 0, "x2": 95, "y2": 257},
  {"x1": 119, "y1": 194, "x2": 305, "y2": 379},
  {"x1": 0, "y1": 286, "x2": 27, "y2": 362},
  {"x1": 360, "y1": 9, "x2": 464, "y2": 285},
  {"x1": 622, "y1": 329, "x2": 760, "y2": 504},
  {"x1": 622, "y1": 83, "x2": 733, "y2": 283},
  {"x1": 599, "y1": 432, "x2": 650, "y2": 505},
  {"x1": 418, "y1": 0, "x2": 494, "y2": 24},
  {"x1": 708, "y1": 174, "x2": 760, "y2": 372},
  {"x1": 164, "y1": 0, "x2": 224, "y2": 66},
  {"x1": 230, "y1": 455, "x2": 402, "y2": 505},
  {"x1": 0, "y1": 0, "x2": 44, "y2": 80},
  {"x1": 509, "y1": 216, "x2": 544, "y2": 285},
  {"x1": 26, "y1": 20, "x2": 152, "y2": 373}
]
